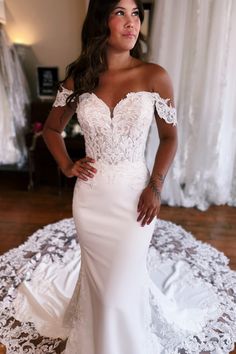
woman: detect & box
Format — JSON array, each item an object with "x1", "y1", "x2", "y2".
[
  {"x1": 43, "y1": 0, "x2": 178, "y2": 353},
  {"x1": 0, "y1": 0, "x2": 233, "y2": 353}
]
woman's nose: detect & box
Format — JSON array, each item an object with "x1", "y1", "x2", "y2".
[{"x1": 124, "y1": 15, "x2": 135, "y2": 28}]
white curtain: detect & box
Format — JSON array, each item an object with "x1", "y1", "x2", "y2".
[
  {"x1": 0, "y1": 2, "x2": 30, "y2": 166},
  {"x1": 147, "y1": 0, "x2": 236, "y2": 210}
]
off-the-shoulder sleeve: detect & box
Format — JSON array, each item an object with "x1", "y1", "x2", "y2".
[
  {"x1": 52, "y1": 85, "x2": 74, "y2": 107},
  {"x1": 152, "y1": 92, "x2": 177, "y2": 126}
]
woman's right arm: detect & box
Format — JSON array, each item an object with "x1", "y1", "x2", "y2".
[{"x1": 42, "y1": 78, "x2": 97, "y2": 179}]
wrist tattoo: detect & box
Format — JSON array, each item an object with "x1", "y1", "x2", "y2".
[
  {"x1": 155, "y1": 173, "x2": 165, "y2": 184},
  {"x1": 148, "y1": 177, "x2": 161, "y2": 199}
]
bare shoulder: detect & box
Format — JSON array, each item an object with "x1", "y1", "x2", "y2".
[
  {"x1": 142, "y1": 62, "x2": 175, "y2": 104},
  {"x1": 62, "y1": 76, "x2": 74, "y2": 91}
]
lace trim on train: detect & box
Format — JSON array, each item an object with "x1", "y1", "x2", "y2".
[
  {"x1": 0, "y1": 219, "x2": 77, "y2": 353},
  {"x1": 149, "y1": 221, "x2": 236, "y2": 353},
  {"x1": 0, "y1": 218, "x2": 235, "y2": 353}
]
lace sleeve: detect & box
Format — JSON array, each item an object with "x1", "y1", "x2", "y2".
[
  {"x1": 52, "y1": 85, "x2": 74, "y2": 107},
  {"x1": 152, "y1": 93, "x2": 177, "y2": 126}
]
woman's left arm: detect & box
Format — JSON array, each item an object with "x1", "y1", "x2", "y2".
[{"x1": 137, "y1": 66, "x2": 178, "y2": 226}]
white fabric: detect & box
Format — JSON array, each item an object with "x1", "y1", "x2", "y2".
[
  {"x1": 55, "y1": 87, "x2": 176, "y2": 354},
  {"x1": 148, "y1": 0, "x2": 236, "y2": 210},
  {"x1": 13, "y1": 232, "x2": 222, "y2": 340},
  {"x1": 0, "y1": 27, "x2": 29, "y2": 166},
  {"x1": 8, "y1": 87, "x2": 236, "y2": 354},
  {"x1": 13, "y1": 248, "x2": 80, "y2": 339},
  {"x1": 8, "y1": 218, "x2": 236, "y2": 354},
  {"x1": 0, "y1": 89, "x2": 232, "y2": 354}
]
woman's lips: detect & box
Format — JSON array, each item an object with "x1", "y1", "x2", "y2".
[{"x1": 122, "y1": 33, "x2": 136, "y2": 39}]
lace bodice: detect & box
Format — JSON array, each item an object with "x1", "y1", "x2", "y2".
[{"x1": 53, "y1": 86, "x2": 177, "y2": 166}]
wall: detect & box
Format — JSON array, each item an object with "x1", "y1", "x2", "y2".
[
  {"x1": 4, "y1": 0, "x2": 86, "y2": 98},
  {"x1": 3, "y1": 0, "x2": 154, "y2": 99}
]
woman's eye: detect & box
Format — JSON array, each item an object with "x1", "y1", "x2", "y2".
[
  {"x1": 113, "y1": 9, "x2": 139, "y2": 17},
  {"x1": 132, "y1": 10, "x2": 140, "y2": 16},
  {"x1": 115, "y1": 10, "x2": 124, "y2": 16}
]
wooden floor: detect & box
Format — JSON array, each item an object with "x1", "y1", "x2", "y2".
[
  {"x1": 1, "y1": 171, "x2": 235, "y2": 269},
  {"x1": 0, "y1": 171, "x2": 236, "y2": 353}
]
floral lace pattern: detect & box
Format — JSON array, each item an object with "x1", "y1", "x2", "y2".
[
  {"x1": 0, "y1": 218, "x2": 235, "y2": 353},
  {"x1": 74, "y1": 160, "x2": 150, "y2": 190},
  {"x1": 149, "y1": 221, "x2": 236, "y2": 353},
  {"x1": 52, "y1": 85, "x2": 74, "y2": 107},
  {"x1": 52, "y1": 87, "x2": 176, "y2": 168},
  {"x1": 0, "y1": 219, "x2": 77, "y2": 353},
  {"x1": 151, "y1": 93, "x2": 177, "y2": 125}
]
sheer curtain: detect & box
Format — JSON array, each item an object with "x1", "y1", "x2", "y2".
[
  {"x1": 146, "y1": 0, "x2": 236, "y2": 210},
  {"x1": 0, "y1": 0, "x2": 29, "y2": 166}
]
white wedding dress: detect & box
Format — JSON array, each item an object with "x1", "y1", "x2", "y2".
[
  {"x1": 61, "y1": 87, "x2": 178, "y2": 354},
  {"x1": 0, "y1": 86, "x2": 236, "y2": 354}
]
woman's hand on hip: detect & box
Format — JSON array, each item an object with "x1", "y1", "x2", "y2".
[
  {"x1": 62, "y1": 157, "x2": 97, "y2": 179},
  {"x1": 137, "y1": 185, "x2": 161, "y2": 227}
]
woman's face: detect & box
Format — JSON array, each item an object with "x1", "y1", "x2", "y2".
[{"x1": 107, "y1": 0, "x2": 141, "y2": 52}]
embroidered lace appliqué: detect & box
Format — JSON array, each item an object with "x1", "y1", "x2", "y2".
[
  {"x1": 52, "y1": 85, "x2": 74, "y2": 107},
  {"x1": 77, "y1": 90, "x2": 176, "y2": 166},
  {"x1": 0, "y1": 218, "x2": 235, "y2": 353},
  {"x1": 0, "y1": 219, "x2": 77, "y2": 353},
  {"x1": 151, "y1": 92, "x2": 177, "y2": 126},
  {"x1": 51, "y1": 87, "x2": 176, "y2": 166}
]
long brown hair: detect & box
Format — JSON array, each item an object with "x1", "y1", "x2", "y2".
[{"x1": 62, "y1": 0, "x2": 146, "y2": 104}]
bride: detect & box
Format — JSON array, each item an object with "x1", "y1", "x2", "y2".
[
  {"x1": 43, "y1": 0, "x2": 178, "y2": 352},
  {"x1": 1, "y1": 0, "x2": 235, "y2": 353}
]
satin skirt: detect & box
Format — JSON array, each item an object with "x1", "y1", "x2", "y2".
[
  {"x1": 64, "y1": 160, "x2": 156, "y2": 354},
  {"x1": 8, "y1": 160, "x2": 233, "y2": 353}
]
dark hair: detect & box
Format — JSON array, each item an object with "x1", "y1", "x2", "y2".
[{"x1": 62, "y1": 0, "x2": 146, "y2": 103}]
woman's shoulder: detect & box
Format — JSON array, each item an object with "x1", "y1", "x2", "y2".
[
  {"x1": 62, "y1": 76, "x2": 75, "y2": 91},
  {"x1": 141, "y1": 62, "x2": 174, "y2": 101},
  {"x1": 142, "y1": 62, "x2": 171, "y2": 84},
  {"x1": 135, "y1": 60, "x2": 167, "y2": 74}
]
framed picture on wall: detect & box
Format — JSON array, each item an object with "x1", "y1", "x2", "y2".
[
  {"x1": 140, "y1": 1, "x2": 154, "y2": 54},
  {"x1": 37, "y1": 66, "x2": 58, "y2": 99},
  {"x1": 142, "y1": 1, "x2": 154, "y2": 39}
]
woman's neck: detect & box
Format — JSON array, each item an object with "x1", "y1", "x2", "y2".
[{"x1": 106, "y1": 50, "x2": 134, "y2": 72}]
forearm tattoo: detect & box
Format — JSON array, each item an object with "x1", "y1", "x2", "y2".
[{"x1": 148, "y1": 177, "x2": 161, "y2": 199}]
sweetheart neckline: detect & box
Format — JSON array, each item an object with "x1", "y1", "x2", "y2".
[
  {"x1": 61, "y1": 85, "x2": 169, "y2": 111},
  {"x1": 60, "y1": 86, "x2": 174, "y2": 122},
  {"x1": 87, "y1": 91, "x2": 156, "y2": 119},
  {"x1": 61, "y1": 85, "x2": 170, "y2": 118}
]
